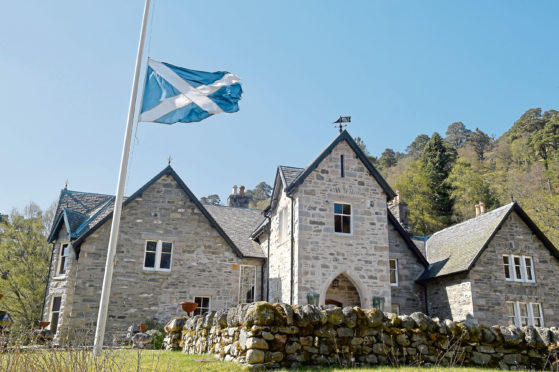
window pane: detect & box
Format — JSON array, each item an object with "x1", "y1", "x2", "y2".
[
  {"x1": 61, "y1": 244, "x2": 69, "y2": 257},
  {"x1": 144, "y1": 252, "x2": 156, "y2": 268},
  {"x1": 519, "y1": 303, "x2": 528, "y2": 317},
  {"x1": 506, "y1": 302, "x2": 515, "y2": 317},
  {"x1": 202, "y1": 297, "x2": 209, "y2": 307},
  {"x1": 532, "y1": 303, "x2": 541, "y2": 318},
  {"x1": 59, "y1": 257, "x2": 66, "y2": 274},
  {"x1": 146, "y1": 241, "x2": 157, "y2": 251},
  {"x1": 343, "y1": 204, "x2": 351, "y2": 215},
  {"x1": 390, "y1": 259, "x2": 396, "y2": 270},
  {"x1": 524, "y1": 257, "x2": 533, "y2": 281},
  {"x1": 334, "y1": 215, "x2": 342, "y2": 232},
  {"x1": 390, "y1": 270, "x2": 397, "y2": 284},
  {"x1": 391, "y1": 304, "x2": 399, "y2": 315},
  {"x1": 162, "y1": 242, "x2": 172, "y2": 253},
  {"x1": 160, "y1": 253, "x2": 171, "y2": 269},
  {"x1": 334, "y1": 204, "x2": 342, "y2": 214},
  {"x1": 342, "y1": 216, "x2": 351, "y2": 233},
  {"x1": 52, "y1": 297, "x2": 62, "y2": 311},
  {"x1": 514, "y1": 256, "x2": 522, "y2": 280},
  {"x1": 51, "y1": 312, "x2": 60, "y2": 334},
  {"x1": 503, "y1": 256, "x2": 510, "y2": 279}
]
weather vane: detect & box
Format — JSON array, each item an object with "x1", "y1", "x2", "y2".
[{"x1": 333, "y1": 116, "x2": 351, "y2": 133}]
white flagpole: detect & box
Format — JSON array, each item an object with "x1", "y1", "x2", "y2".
[{"x1": 93, "y1": 0, "x2": 151, "y2": 357}]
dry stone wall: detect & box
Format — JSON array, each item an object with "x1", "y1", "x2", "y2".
[{"x1": 164, "y1": 301, "x2": 559, "y2": 370}]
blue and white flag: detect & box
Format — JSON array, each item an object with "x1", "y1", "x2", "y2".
[{"x1": 139, "y1": 58, "x2": 242, "y2": 124}]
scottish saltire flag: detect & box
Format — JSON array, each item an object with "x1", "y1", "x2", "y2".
[{"x1": 139, "y1": 58, "x2": 242, "y2": 124}]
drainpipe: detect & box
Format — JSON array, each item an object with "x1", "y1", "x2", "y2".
[
  {"x1": 266, "y1": 214, "x2": 271, "y2": 302},
  {"x1": 41, "y1": 242, "x2": 56, "y2": 322},
  {"x1": 422, "y1": 283, "x2": 429, "y2": 316},
  {"x1": 288, "y1": 195, "x2": 295, "y2": 305}
]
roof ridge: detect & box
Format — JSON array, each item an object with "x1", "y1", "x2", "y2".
[{"x1": 428, "y1": 202, "x2": 514, "y2": 240}]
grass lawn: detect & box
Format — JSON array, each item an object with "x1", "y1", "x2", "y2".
[{"x1": 1, "y1": 349, "x2": 506, "y2": 371}]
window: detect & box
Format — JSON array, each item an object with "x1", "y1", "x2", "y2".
[
  {"x1": 503, "y1": 255, "x2": 535, "y2": 283},
  {"x1": 340, "y1": 155, "x2": 345, "y2": 178},
  {"x1": 239, "y1": 265, "x2": 257, "y2": 304},
  {"x1": 50, "y1": 296, "x2": 62, "y2": 334},
  {"x1": 391, "y1": 303, "x2": 400, "y2": 315},
  {"x1": 389, "y1": 259, "x2": 398, "y2": 286},
  {"x1": 334, "y1": 203, "x2": 351, "y2": 234},
  {"x1": 57, "y1": 243, "x2": 70, "y2": 276},
  {"x1": 506, "y1": 301, "x2": 544, "y2": 327},
  {"x1": 193, "y1": 296, "x2": 211, "y2": 316},
  {"x1": 143, "y1": 240, "x2": 173, "y2": 271}
]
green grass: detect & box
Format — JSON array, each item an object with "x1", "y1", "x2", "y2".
[{"x1": 0, "y1": 349, "x2": 506, "y2": 371}]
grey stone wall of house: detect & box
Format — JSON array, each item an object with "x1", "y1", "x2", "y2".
[
  {"x1": 469, "y1": 211, "x2": 559, "y2": 326},
  {"x1": 294, "y1": 141, "x2": 391, "y2": 309},
  {"x1": 426, "y1": 273, "x2": 473, "y2": 322},
  {"x1": 388, "y1": 201, "x2": 411, "y2": 234},
  {"x1": 51, "y1": 174, "x2": 262, "y2": 344},
  {"x1": 324, "y1": 274, "x2": 361, "y2": 307},
  {"x1": 42, "y1": 226, "x2": 79, "y2": 342},
  {"x1": 388, "y1": 224, "x2": 426, "y2": 315},
  {"x1": 266, "y1": 188, "x2": 293, "y2": 304}
]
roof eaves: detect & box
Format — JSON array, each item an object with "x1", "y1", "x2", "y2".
[
  {"x1": 285, "y1": 130, "x2": 396, "y2": 199},
  {"x1": 387, "y1": 210, "x2": 428, "y2": 267},
  {"x1": 47, "y1": 212, "x2": 65, "y2": 243}
]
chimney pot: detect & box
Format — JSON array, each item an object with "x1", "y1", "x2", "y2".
[
  {"x1": 239, "y1": 185, "x2": 245, "y2": 196},
  {"x1": 232, "y1": 185, "x2": 238, "y2": 195},
  {"x1": 479, "y1": 201, "x2": 486, "y2": 214},
  {"x1": 475, "y1": 203, "x2": 481, "y2": 217}
]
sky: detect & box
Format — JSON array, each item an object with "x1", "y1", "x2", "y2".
[{"x1": 1, "y1": 0, "x2": 558, "y2": 214}]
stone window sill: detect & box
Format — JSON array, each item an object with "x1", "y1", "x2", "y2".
[
  {"x1": 142, "y1": 269, "x2": 171, "y2": 276},
  {"x1": 53, "y1": 275, "x2": 67, "y2": 281}
]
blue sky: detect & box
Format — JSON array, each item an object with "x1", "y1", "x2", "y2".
[{"x1": 1, "y1": 0, "x2": 558, "y2": 213}]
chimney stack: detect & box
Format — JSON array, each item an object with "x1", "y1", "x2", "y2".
[
  {"x1": 227, "y1": 184, "x2": 250, "y2": 208},
  {"x1": 388, "y1": 191, "x2": 412, "y2": 235},
  {"x1": 475, "y1": 203, "x2": 481, "y2": 217},
  {"x1": 479, "y1": 201, "x2": 486, "y2": 215}
]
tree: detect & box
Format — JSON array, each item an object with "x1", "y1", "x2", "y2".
[
  {"x1": 354, "y1": 137, "x2": 369, "y2": 155},
  {"x1": 251, "y1": 182, "x2": 272, "y2": 203},
  {"x1": 421, "y1": 132, "x2": 455, "y2": 227},
  {"x1": 445, "y1": 122, "x2": 471, "y2": 149},
  {"x1": 379, "y1": 148, "x2": 397, "y2": 168},
  {"x1": 200, "y1": 194, "x2": 221, "y2": 205},
  {"x1": 0, "y1": 203, "x2": 51, "y2": 330},
  {"x1": 466, "y1": 128, "x2": 492, "y2": 160},
  {"x1": 406, "y1": 134, "x2": 430, "y2": 159}
]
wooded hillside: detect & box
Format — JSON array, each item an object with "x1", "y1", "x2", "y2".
[{"x1": 362, "y1": 108, "x2": 559, "y2": 246}]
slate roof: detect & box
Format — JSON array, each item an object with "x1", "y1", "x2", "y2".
[
  {"x1": 279, "y1": 166, "x2": 304, "y2": 187},
  {"x1": 417, "y1": 202, "x2": 559, "y2": 281},
  {"x1": 48, "y1": 190, "x2": 115, "y2": 242},
  {"x1": 204, "y1": 205, "x2": 266, "y2": 258}
]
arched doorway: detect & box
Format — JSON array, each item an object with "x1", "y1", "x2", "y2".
[{"x1": 325, "y1": 273, "x2": 361, "y2": 308}]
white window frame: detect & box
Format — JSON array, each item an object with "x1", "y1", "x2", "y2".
[
  {"x1": 506, "y1": 301, "x2": 544, "y2": 327},
  {"x1": 389, "y1": 259, "x2": 399, "y2": 287},
  {"x1": 143, "y1": 240, "x2": 173, "y2": 272},
  {"x1": 56, "y1": 242, "x2": 70, "y2": 277},
  {"x1": 193, "y1": 296, "x2": 211, "y2": 316},
  {"x1": 334, "y1": 202, "x2": 352, "y2": 235},
  {"x1": 50, "y1": 295, "x2": 62, "y2": 334},
  {"x1": 391, "y1": 303, "x2": 400, "y2": 316},
  {"x1": 239, "y1": 265, "x2": 257, "y2": 304},
  {"x1": 503, "y1": 254, "x2": 536, "y2": 283}
]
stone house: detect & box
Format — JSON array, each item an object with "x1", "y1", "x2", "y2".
[
  {"x1": 418, "y1": 202, "x2": 559, "y2": 327},
  {"x1": 42, "y1": 130, "x2": 559, "y2": 344}
]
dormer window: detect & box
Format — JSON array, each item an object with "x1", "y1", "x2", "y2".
[
  {"x1": 503, "y1": 255, "x2": 535, "y2": 283},
  {"x1": 57, "y1": 243, "x2": 70, "y2": 276},
  {"x1": 334, "y1": 203, "x2": 351, "y2": 234}
]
